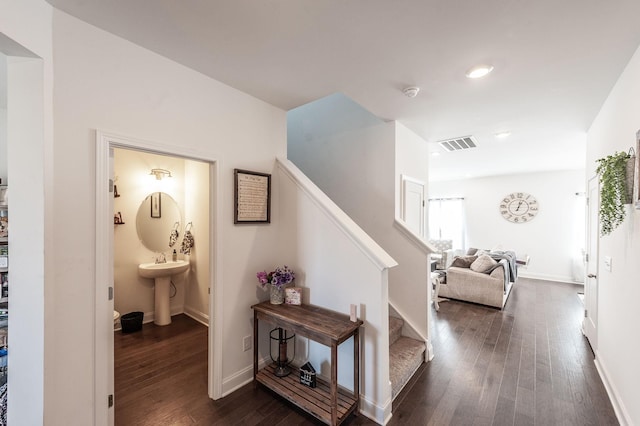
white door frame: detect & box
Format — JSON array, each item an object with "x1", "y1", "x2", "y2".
[
  {"x1": 400, "y1": 174, "x2": 426, "y2": 237},
  {"x1": 95, "y1": 131, "x2": 223, "y2": 426},
  {"x1": 583, "y1": 176, "x2": 599, "y2": 350}
]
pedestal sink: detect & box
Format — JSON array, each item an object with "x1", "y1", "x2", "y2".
[{"x1": 138, "y1": 260, "x2": 190, "y2": 326}]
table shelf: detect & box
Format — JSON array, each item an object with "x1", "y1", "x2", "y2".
[
  {"x1": 252, "y1": 301, "x2": 362, "y2": 426},
  {"x1": 256, "y1": 364, "x2": 358, "y2": 424}
]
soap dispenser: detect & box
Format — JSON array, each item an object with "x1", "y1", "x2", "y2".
[{"x1": 172, "y1": 249, "x2": 177, "y2": 262}]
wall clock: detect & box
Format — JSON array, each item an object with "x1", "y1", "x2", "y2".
[{"x1": 499, "y1": 192, "x2": 539, "y2": 223}]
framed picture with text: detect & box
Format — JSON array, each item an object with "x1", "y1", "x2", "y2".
[{"x1": 234, "y1": 169, "x2": 271, "y2": 224}]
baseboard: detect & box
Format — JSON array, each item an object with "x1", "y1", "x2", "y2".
[
  {"x1": 426, "y1": 339, "x2": 434, "y2": 361},
  {"x1": 594, "y1": 352, "x2": 631, "y2": 426},
  {"x1": 221, "y1": 357, "x2": 269, "y2": 397},
  {"x1": 517, "y1": 272, "x2": 581, "y2": 284},
  {"x1": 184, "y1": 306, "x2": 209, "y2": 326},
  {"x1": 359, "y1": 393, "x2": 392, "y2": 425}
]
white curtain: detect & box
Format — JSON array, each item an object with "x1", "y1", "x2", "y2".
[{"x1": 428, "y1": 198, "x2": 465, "y2": 250}]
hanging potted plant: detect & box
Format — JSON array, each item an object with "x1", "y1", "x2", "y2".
[{"x1": 595, "y1": 150, "x2": 634, "y2": 236}]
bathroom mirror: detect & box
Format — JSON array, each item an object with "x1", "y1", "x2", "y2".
[{"x1": 136, "y1": 192, "x2": 182, "y2": 253}]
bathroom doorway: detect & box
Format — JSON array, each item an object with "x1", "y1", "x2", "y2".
[
  {"x1": 112, "y1": 148, "x2": 211, "y2": 328},
  {"x1": 95, "y1": 132, "x2": 222, "y2": 426}
]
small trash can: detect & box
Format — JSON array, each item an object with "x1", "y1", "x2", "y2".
[{"x1": 120, "y1": 311, "x2": 143, "y2": 333}]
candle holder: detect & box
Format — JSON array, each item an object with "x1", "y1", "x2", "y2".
[{"x1": 270, "y1": 327, "x2": 295, "y2": 377}]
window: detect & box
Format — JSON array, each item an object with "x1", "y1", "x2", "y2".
[{"x1": 428, "y1": 198, "x2": 465, "y2": 250}]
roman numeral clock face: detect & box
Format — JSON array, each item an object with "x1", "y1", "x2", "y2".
[{"x1": 499, "y1": 192, "x2": 538, "y2": 223}]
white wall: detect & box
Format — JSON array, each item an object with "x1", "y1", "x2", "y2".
[
  {"x1": 430, "y1": 170, "x2": 586, "y2": 283},
  {"x1": 0, "y1": 1, "x2": 53, "y2": 424},
  {"x1": 277, "y1": 159, "x2": 396, "y2": 424},
  {"x1": 586, "y1": 43, "x2": 640, "y2": 425},
  {"x1": 392, "y1": 122, "x2": 431, "y2": 336},
  {"x1": 288, "y1": 94, "x2": 430, "y2": 342},
  {"x1": 49, "y1": 9, "x2": 285, "y2": 424}
]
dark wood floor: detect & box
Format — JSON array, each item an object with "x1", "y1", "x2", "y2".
[{"x1": 115, "y1": 278, "x2": 618, "y2": 425}]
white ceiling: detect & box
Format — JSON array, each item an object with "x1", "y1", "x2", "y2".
[{"x1": 42, "y1": 0, "x2": 640, "y2": 180}]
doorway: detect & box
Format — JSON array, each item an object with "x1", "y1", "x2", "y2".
[
  {"x1": 583, "y1": 176, "x2": 599, "y2": 350},
  {"x1": 95, "y1": 131, "x2": 222, "y2": 426},
  {"x1": 401, "y1": 175, "x2": 426, "y2": 237}
]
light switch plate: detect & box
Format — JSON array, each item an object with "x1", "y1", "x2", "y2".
[{"x1": 604, "y1": 256, "x2": 612, "y2": 272}]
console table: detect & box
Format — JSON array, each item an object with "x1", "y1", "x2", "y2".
[{"x1": 251, "y1": 301, "x2": 363, "y2": 426}]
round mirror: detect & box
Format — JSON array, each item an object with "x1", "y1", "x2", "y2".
[{"x1": 136, "y1": 192, "x2": 182, "y2": 253}]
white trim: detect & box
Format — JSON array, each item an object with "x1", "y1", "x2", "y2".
[
  {"x1": 517, "y1": 272, "x2": 581, "y2": 284},
  {"x1": 392, "y1": 218, "x2": 436, "y2": 254},
  {"x1": 276, "y1": 157, "x2": 397, "y2": 270},
  {"x1": 359, "y1": 393, "x2": 392, "y2": 425},
  {"x1": 222, "y1": 356, "x2": 270, "y2": 397},
  {"x1": 209, "y1": 160, "x2": 223, "y2": 400},
  {"x1": 184, "y1": 306, "x2": 209, "y2": 327},
  {"x1": 426, "y1": 340, "x2": 435, "y2": 361},
  {"x1": 95, "y1": 131, "x2": 222, "y2": 426},
  {"x1": 594, "y1": 352, "x2": 631, "y2": 426},
  {"x1": 94, "y1": 134, "x2": 113, "y2": 426},
  {"x1": 389, "y1": 301, "x2": 428, "y2": 343},
  {"x1": 400, "y1": 174, "x2": 426, "y2": 237}
]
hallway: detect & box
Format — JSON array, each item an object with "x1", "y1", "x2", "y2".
[
  {"x1": 114, "y1": 278, "x2": 618, "y2": 425},
  {"x1": 392, "y1": 277, "x2": 618, "y2": 425}
]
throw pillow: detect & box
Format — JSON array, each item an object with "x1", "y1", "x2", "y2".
[
  {"x1": 451, "y1": 255, "x2": 478, "y2": 268},
  {"x1": 470, "y1": 254, "x2": 498, "y2": 273}
]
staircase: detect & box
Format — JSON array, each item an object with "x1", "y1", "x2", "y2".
[{"x1": 389, "y1": 316, "x2": 426, "y2": 399}]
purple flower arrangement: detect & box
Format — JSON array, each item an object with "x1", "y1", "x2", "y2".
[{"x1": 256, "y1": 265, "x2": 295, "y2": 289}]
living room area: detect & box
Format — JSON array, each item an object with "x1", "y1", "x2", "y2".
[{"x1": 427, "y1": 168, "x2": 586, "y2": 307}]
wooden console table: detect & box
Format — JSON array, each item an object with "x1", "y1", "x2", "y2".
[{"x1": 251, "y1": 301, "x2": 363, "y2": 426}]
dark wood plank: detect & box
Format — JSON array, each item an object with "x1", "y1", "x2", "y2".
[
  {"x1": 252, "y1": 302, "x2": 363, "y2": 346},
  {"x1": 116, "y1": 278, "x2": 620, "y2": 425}
]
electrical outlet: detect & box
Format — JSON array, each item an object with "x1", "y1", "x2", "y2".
[
  {"x1": 604, "y1": 256, "x2": 612, "y2": 272},
  {"x1": 243, "y1": 335, "x2": 252, "y2": 352}
]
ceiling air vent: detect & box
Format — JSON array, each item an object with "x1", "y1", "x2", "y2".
[{"x1": 438, "y1": 136, "x2": 477, "y2": 152}]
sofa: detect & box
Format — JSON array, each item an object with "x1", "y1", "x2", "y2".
[
  {"x1": 428, "y1": 239, "x2": 462, "y2": 270},
  {"x1": 439, "y1": 253, "x2": 514, "y2": 309}
]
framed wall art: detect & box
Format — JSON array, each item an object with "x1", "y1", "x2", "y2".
[
  {"x1": 150, "y1": 192, "x2": 161, "y2": 218},
  {"x1": 234, "y1": 169, "x2": 271, "y2": 224}
]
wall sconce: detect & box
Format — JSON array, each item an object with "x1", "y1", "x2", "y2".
[{"x1": 150, "y1": 168, "x2": 172, "y2": 180}]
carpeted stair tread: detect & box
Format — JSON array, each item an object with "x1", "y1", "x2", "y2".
[
  {"x1": 389, "y1": 316, "x2": 404, "y2": 346},
  {"x1": 390, "y1": 336, "x2": 425, "y2": 399}
]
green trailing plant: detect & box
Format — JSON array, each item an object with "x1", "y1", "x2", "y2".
[{"x1": 595, "y1": 151, "x2": 631, "y2": 236}]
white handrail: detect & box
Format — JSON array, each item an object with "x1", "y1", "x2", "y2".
[
  {"x1": 392, "y1": 218, "x2": 437, "y2": 254},
  {"x1": 277, "y1": 157, "x2": 397, "y2": 271}
]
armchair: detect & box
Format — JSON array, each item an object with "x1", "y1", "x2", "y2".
[{"x1": 428, "y1": 239, "x2": 460, "y2": 270}]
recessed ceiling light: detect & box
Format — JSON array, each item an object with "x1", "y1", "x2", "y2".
[
  {"x1": 431, "y1": 152, "x2": 441, "y2": 157},
  {"x1": 494, "y1": 131, "x2": 511, "y2": 139},
  {"x1": 465, "y1": 65, "x2": 494, "y2": 79}
]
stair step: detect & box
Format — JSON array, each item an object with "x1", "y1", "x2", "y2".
[
  {"x1": 389, "y1": 336, "x2": 425, "y2": 400},
  {"x1": 389, "y1": 316, "x2": 404, "y2": 346}
]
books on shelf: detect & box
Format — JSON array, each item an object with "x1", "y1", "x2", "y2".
[{"x1": 0, "y1": 210, "x2": 6, "y2": 239}]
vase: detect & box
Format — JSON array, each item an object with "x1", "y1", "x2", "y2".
[{"x1": 270, "y1": 285, "x2": 285, "y2": 305}]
